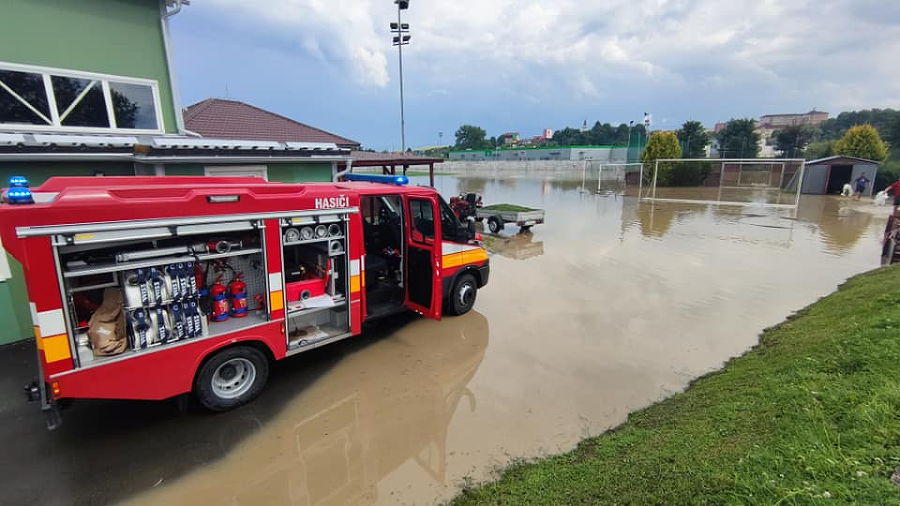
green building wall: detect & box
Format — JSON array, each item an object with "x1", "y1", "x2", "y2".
[
  {"x1": 267, "y1": 163, "x2": 333, "y2": 182},
  {"x1": 0, "y1": 0, "x2": 178, "y2": 134}
]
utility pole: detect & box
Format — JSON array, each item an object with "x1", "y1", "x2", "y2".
[{"x1": 390, "y1": 1, "x2": 411, "y2": 152}]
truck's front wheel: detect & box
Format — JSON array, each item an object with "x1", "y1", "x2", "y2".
[
  {"x1": 195, "y1": 346, "x2": 269, "y2": 411},
  {"x1": 447, "y1": 273, "x2": 478, "y2": 316}
]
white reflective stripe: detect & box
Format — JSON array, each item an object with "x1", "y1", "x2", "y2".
[
  {"x1": 442, "y1": 241, "x2": 480, "y2": 255},
  {"x1": 37, "y1": 309, "x2": 66, "y2": 336},
  {"x1": 268, "y1": 272, "x2": 283, "y2": 292},
  {"x1": 360, "y1": 254, "x2": 365, "y2": 272},
  {"x1": 350, "y1": 259, "x2": 360, "y2": 276},
  {"x1": 29, "y1": 302, "x2": 39, "y2": 327}
]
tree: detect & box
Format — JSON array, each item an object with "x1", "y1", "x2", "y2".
[
  {"x1": 715, "y1": 119, "x2": 761, "y2": 158},
  {"x1": 454, "y1": 125, "x2": 489, "y2": 150},
  {"x1": 676, "y1": 120, "x2": 709, "y2": 159},
  {"x1": 774, "y1": 125, "x2": 817, "y2": 158},
  {"x1": 488, "y1": 136, "x2": 498, "y2": 149},
  {"x1": 803, "y1": 140, "x2": 835, "y2": 160},
  {"x1": 641, "y1": 131, "x2": 682, "y2": 185},
  {"x1": 834, "y1": 124, "x2": 889, "y2": 162}
]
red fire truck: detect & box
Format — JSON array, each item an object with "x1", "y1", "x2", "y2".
[{"x1": 0, "y1": 174, "x2": 489, "y2": 429}]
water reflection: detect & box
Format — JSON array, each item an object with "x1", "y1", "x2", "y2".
[
  {"x1": 130, "y1": 312, "x2": 489, "y2": 505},
  {"x1": 483, "y1": 231, "x2": 544, "y2": 260}
]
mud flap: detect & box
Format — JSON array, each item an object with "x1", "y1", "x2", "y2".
[{"x1": 44, "y1": 404, "x2": 63, "y2": 431}]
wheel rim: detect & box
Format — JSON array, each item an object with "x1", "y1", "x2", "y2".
[
  {"x1": 211, "y1": 358, "x2": 256, "y2": 399},
  {"x1": 458, "y1": 282, "x2": 475, "y2": 307}
]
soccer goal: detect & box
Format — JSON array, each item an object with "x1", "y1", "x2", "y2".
[
  {"x1": 579, "y1": 161, "x2": 645, "y2": 195},
  {"x1": 643, "y1": 158, "x2": 806, "y2": 208}
]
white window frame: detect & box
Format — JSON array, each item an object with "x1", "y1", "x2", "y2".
[
  {"x1": 0, "y1": 61, "x2": 165, "y2": 135},
  {"x1": 204, "y1": 165, "x2": 269, "y2": 180}
]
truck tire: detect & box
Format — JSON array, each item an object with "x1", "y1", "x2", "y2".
[
  {"x1": 195, "y1": 346, "x2": 269, "y2": 412},
  {"x1": 487, "y1": 216, "x2": 503, "y2": 234},
  {"x1": 447, "y1": 273, "x2": 477, "y2": 316}
]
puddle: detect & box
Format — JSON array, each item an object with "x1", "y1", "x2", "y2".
[{"x1": 117, "y1": 174, "x2": 888, "y2": 505}]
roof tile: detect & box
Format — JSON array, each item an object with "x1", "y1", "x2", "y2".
[{"x1": 184, "y1": 98, "x2": 360, "y2": 148}]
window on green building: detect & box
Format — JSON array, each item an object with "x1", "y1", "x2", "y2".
[{"x1": 0, "y1": 62, "x2": 162, "y2": 133}]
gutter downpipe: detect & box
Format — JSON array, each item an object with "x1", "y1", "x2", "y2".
[
  {"x1": 160, "y1": 0, "x2": 189, "y2": 135},
  {"x1": 334, "y1": 158, "x2": 353, "y2": 182}
]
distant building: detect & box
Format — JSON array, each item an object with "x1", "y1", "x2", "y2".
[
  {"x1": 542, "y1": 128, "x2": 553, "y2": 139},
  {"x1": 758, "y1": 110, "x2": 829, "y2": 128},
  {"x1": 500, "y1": 132, "x2": 520, "y2": 145},
  {"x1": 449, "y1": 146, "x2": 628, "y2": 162}
]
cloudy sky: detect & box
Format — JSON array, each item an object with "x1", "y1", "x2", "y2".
[{"x1": 170, "y1": 0, "x2": 900, "y2": 150}]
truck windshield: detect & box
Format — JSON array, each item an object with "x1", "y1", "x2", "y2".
[{"x1": 438, "y1": 196, "x2": 468, "y2": 243}]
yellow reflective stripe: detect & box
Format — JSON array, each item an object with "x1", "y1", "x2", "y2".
[
  {"x1": 350, "y1": 274, "x2": 361, "y2": 293},
  {"x1": 442, "y1": 252, "x2": 465, "y2": 268},
  {"x1": 270, "y1": 290, "x2": 284, "y2": 311},
  {"x1": 34, "y1": 326, "x2": 43, "y2": 350},
  {"x1": 42, "y1": 334, "x2": 71, "y2": 363},
  {"x1": 464, "y1": 248, "x2": 489, "y2": 264}
]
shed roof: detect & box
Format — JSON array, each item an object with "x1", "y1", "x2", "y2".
[
  {"x1": 184, "y1": 98, "x2": 360, "y2": 148},
  {"x1": 806, "y1": 155, "x2": 880, "y2": 166}
]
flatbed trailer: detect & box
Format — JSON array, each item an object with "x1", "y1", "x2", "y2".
[{"x1": 476, "y1": 205, "x2": 546, "y2": 234}]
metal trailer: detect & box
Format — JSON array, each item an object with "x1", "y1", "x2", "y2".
[{"x1": 476, "y1": 207, "x2": 545, "y2": 234}]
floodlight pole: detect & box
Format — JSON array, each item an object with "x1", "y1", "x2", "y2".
[{"x1": 391, "y1": 1, "x2": 410, "y2": 152}]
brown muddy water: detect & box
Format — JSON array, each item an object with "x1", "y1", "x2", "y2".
[{"x1": 125, "y1": 174, "x2": 889, "y2": 505}]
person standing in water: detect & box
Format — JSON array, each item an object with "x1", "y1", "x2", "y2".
[
  {"x1": 885, "y1": 178, "x2": 900, "y2": 213},
  {"x1": 853, "y1": 173, "x2": 870, "y2": 200}
]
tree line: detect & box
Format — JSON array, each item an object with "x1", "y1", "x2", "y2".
[{"x1": 452, "y1": 122, "x2": 650, "y2": 151}]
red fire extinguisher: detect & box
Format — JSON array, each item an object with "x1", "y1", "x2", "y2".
[
  {"x1": 229, "y1": 273, "x2": 248, "y2": 318},
  {"x1": 210, "y1": 276, "x2": 229, "y2": 322}
]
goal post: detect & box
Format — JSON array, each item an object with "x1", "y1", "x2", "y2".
[
  {"x1": 645, "y1": 158, "x2": 806, "y2": 208},
  {"x1": 585, "y1": 162, "x2": 645, "y2": 195}
]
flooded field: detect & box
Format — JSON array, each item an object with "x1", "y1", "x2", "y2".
[{"x1": 1, "y1": 173, "x2": 890, "y2": 505}]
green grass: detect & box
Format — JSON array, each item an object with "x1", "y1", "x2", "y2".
[
  {"x1": 453, "y1": 266, "x2": 900, "y2": 505},
  {"x1": 481, "y1": 203, "x2": 537, "y2": 212}
]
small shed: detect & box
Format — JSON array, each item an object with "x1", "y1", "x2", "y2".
[{"x1": 801, "y1": 155, "x2": 879, "y2": 195}]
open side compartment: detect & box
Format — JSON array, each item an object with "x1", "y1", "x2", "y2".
[
  {"x1": 281, "y1": 214, "x2": 351, "y2": 352},
  {"x1": 56, "y1": 221, "x2": 270, "y2": 368}
]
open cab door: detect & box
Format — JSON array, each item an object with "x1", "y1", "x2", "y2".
[{"x1": 405, "y1": 195, "x2": 442, "y2": 320}]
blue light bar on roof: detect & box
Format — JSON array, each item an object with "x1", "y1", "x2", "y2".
[
  {"x1": 5, "y1": 187, "x2": 34, "y2": 205},
  {"x1": 8, "y1": 175, "x2": 28, "y2": 188},
  {"x1": 344, "y1": 173, "x2": 409, "y2": 185}
]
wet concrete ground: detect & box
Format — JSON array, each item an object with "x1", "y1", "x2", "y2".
[{"x1": 0, "y1": 174, "x2": 890, "y2": 505}]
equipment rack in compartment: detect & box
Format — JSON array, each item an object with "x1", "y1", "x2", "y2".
[{"x1": 56, "y1": 222, "x2": 271, "y2": 369}]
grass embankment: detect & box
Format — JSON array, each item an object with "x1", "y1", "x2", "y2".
[
  {"x1": 454, "y1": 266, "x2": 900, "y2": 504},
  {"x1": 481, "y1": 203, "x2": 536, "y2": 212}
]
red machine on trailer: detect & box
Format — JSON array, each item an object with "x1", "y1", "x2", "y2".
[{"x1": 0, "y1": 174, "x2": 489, "y2": 429}]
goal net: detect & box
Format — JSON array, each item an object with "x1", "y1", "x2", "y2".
[
  {"x1": 580, "y1": 162, "x2": 645, "y2": 195},
  {"x1": 644, "y1": 158, "x2": 806, "y2": 208}
]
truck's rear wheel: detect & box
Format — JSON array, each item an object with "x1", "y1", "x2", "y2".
[
  {"x1": 195, "y1": 346, "x2": 269, "y2": 411},
  {"x1": 448, "y1": 273, "x2": 477, "y2": 316},
  {"x1": 487, "y1": 216, "x2": 503, "y2": 234}
]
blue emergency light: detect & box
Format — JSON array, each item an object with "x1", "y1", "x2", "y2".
[
  {"x1": 5, "y1": 187, "x2": 34, "y2": 205},
  {"x1": 8, "y1": 175, "x2": 29, "y2": 188},
  {"x1": 4, "y1": 175, "x2": 34, "y2": 204},
  {"x1": 344, "y1": 173, "x2": 409, "y2": 185}
]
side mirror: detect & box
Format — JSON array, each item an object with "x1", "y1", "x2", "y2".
[
  {"x1": 412, "y1": 229, "x2": 425, "y2": 243},
  {"x1": 466, "y1": 217, "x2": 476, "y2": 240}
]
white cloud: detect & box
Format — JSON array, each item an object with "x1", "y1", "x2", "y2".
[
  {"x1": 188, "y1": 0, "x2": 900, "y2": 132},
  {"x1": 205, "y1": 0, "x2": 392, "y2": 87}
]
